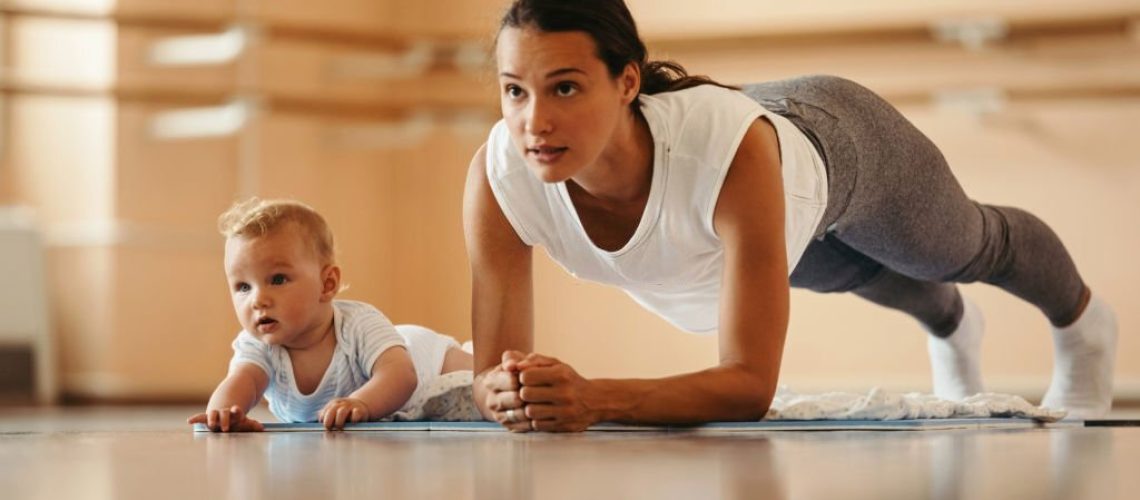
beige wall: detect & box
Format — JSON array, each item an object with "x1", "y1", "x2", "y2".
[{"x1": 2, "y1": 0, "x2": 1137, "y2": 401}]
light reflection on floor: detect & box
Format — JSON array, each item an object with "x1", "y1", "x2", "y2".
[{"x1": 0, "y1": 406, "x2": 1137, "y2": 500}]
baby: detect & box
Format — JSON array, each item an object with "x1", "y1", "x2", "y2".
[{"x1": 188, "y1": 198, "x2": 472, "y2": 431}]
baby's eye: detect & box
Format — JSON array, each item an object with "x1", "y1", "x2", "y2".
[
  {"x1": 235, "y1": 283, "x2": 250, "y2": 293},
  {"x1": 270, "y1": 274, "x2": 288, "y2": 285},
  {"x1": 555, "y1": 82, "x2": 578, "y2": 97}
]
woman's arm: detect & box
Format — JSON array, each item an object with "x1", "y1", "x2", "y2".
[
  {"x1": 517, "y1": 118, "x2": 790, "y2": 428},
  {"x1": 462, "y1": 143, "x2": 537, "y2": 429}
]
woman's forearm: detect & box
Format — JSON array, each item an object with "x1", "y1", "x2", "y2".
[{"x1": 585, "y1": 364, "x2": 776, "y2": 425}]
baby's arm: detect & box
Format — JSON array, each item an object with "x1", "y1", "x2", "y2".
[
  {"x1": 187, "y1": 363, "x2": 269, "y2": 432},
  {"x1": 318, "y1": 346, "x2": 418, "y2": 430}
]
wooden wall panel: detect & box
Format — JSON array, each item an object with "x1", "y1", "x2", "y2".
[
  {"x1": 253, "y1": 110, "x2": 401, "y2": 326},
  {"x1": 628, "y1": 0, "x2": 1140, "y2": 39},
  {"x1": 5, "y1": 0, "x2": 236, "y2": 21},
  {"x1": 652, "y1": 30, "x2": 1140, "y2": 100}
]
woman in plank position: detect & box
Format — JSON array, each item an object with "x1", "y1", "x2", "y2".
[{"x1": 463, "y1": 0, "x2": 1117, "y2": 431}]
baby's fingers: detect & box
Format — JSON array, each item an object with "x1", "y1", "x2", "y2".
[
  {"x1": 187, "y1": 413, "x2": 208, "y2": 425},
  {"x1": 218, "y1": 409, "x2": 233, "y2": 432},
  {"x1": 350, "y1": 406, "x2": 367, "y2": 423},
  {"x1": 206, "y1": 409, "x2": 221, "y2": 431},
  {"x1": 228, "y1": 405, "x2": 246, "y2": 421},
  {"x1": 334, "y1": 406, "x2": 351, "y2": 429}
]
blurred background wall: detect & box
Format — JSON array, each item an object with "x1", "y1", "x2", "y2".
[{"x1": 0, "y1": 0, "x2": 1136, "y2": 404}]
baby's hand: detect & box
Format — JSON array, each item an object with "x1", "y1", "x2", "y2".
[
  {"x1": 187, "y1": 405, "x2": 264, "y2": 432},
  {"x1": 318, "y1": 398, "x2": 371, "y2": 430}
]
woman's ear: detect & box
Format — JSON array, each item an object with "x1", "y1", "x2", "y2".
[
  {"x1": 619, "y1": 62, "x2": 641, "y2": 105},
  {"x1": 320, "y1": 265, "x2": 341, "y2": 301}
]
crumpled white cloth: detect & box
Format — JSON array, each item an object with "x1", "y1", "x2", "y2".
[
  {"x1": 387, "y1": 371, "x2": 482, "y2": 422},
  {"x1": 765, "y1": 386, "x2": 1066, "y2": 422},
  {"x1": 387, "y1": 372, "x2": 1066, "y2": 423}
]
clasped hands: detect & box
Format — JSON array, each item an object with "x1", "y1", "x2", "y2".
[{"x1": 481, "y1": 350, "x2": 595, "y2": 433}]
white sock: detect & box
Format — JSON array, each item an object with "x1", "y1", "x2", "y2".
[
  {"x1": 927, "y1": 297, "x2": 985, "y2": 400},
  {"x1": 1041, "y1": 294, "x2": 1117, "y2": 419}
]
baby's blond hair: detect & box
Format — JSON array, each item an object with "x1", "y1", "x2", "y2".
[{"x1": 218, "y1": 198, "x2": 336, "y2": 265}]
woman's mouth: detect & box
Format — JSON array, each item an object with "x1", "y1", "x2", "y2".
[{"x1": 527, "y1": 146, "x2": 568, "y2": 163}]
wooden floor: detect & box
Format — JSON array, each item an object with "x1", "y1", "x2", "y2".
[{"x1": 1, "y1": 406, "x2": 1137, "y2": 500}]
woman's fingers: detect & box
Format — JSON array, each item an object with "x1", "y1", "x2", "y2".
[
  {"x1": 517, "y1": 353, "x2": 559, "y2": 370},
  {"x1": 497, "y1": 407, "x2": 535, "y2": 433},
  {"x1": 483, "y1": 366, "x2": 521, "y2": 393},
  {"x1": 518, "y1": 364, "x2": 569, "y2": 386},
  {"x1": 500, "y1": 350, "x2": 527, "y2": 371},
  {"x1": 519, "y1": 385, "x2": 567, "y2": 405},
  {"x1": 521, "y1": 403, "x2": 559, "y2": 421},
  {"x1": 488, "y1": 389, "x2": 524, "y2": 411}
]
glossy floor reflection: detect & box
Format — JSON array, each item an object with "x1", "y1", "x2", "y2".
[{"x1": 0, "y1": 407, "x2": 1137, "y2": 499}]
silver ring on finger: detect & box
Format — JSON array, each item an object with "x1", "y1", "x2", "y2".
[{"x1": 506, "y1": 408, "x2": 519, "y2": 423}]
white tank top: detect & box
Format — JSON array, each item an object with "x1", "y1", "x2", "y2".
[{"x1": 485, "y1": 85, "x2": 828, "y2": 333}]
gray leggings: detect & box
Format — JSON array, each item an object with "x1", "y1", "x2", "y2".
[{"x1": 741, "y1": 76, "x2": 1086, "y2": 335}]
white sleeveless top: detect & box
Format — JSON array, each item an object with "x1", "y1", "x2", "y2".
[{"x1": 485, "y1": 85, "x2": 828, "y2": 333}]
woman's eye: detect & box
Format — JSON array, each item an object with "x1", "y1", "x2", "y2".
[
  {"x1": 504, "y1": 85, "x2": 524, "y2": 99},
  {"x1": 271, "y1": 274, "x2": 288, "y2": 285},
  {"x1": 235, "y1": 283, "x2": 250, "y2": 293},
  {"x1": 555, "y1": 83, "x2": 577, "y2": 97}
]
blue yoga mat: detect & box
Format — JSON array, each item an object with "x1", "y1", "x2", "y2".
[{"x1": 193, "y1": 418, "x2": 1078, "y2": 433}]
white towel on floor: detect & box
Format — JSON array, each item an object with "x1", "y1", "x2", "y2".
[
  {"x1": 386, "y1": 372, "x2": 1066, "y2": 423},
  {"x1": 766, "y1": 386, "x2": 1065, "y2": 422}
]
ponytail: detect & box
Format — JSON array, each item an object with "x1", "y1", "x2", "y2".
[{"x1": 639, "y1": 60, "x2": 738, "y2": 96}]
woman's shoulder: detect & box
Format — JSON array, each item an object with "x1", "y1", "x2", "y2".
[
  {"x1": 645, "y1": 85, "x2": 756, "y2": 115},
  {"x1": 643, "y1": 85, "x2": 764, "y2": 158}
]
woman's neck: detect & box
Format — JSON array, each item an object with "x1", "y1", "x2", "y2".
[{"x1": 570, "y1": 109, "x2": 654, "y2": 208}]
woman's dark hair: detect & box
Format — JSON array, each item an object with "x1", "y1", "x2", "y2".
[{"x1": 498, "y1": 0, "x2": 736, "y2": 109}]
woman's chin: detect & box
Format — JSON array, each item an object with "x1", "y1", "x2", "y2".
[{"x1": 527, "y1": 162, "x2": 575, "y2": 184}]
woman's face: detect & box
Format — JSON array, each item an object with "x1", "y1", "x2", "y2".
[{"x1": 495, "y1": 26, "x2": 638, "y2": 183}]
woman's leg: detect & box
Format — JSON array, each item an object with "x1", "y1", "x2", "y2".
[
  {"x1": 791, "y1": 235, "x2": 983, "y2": 400},
  {"x1": 767, "y1": 75, "x2": 1116, "y2": 416}
]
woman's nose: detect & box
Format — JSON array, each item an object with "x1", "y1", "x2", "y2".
[{"x1": 524, "y1": 98, "x2": 553, "y2": 136}]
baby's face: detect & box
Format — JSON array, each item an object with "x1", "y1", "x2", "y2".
[{"x1": 223, "y1": 224, "x2": 332, "y2": 348}]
